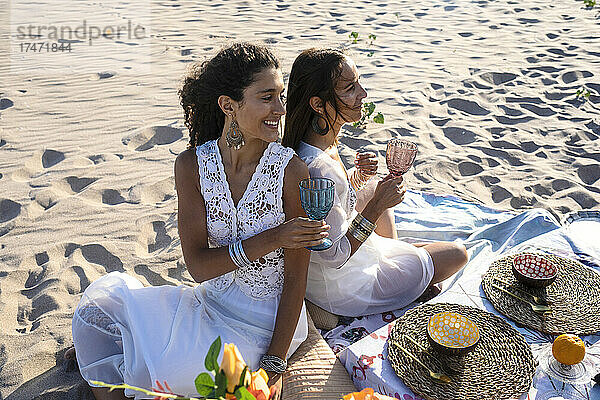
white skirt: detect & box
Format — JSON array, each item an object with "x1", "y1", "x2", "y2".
[
  {"x1": 72, "y1": 272, "x2": 308, "y2": 398},
  {"x1": 306, "y1": 233, "x2": 435, "y2": 317}
]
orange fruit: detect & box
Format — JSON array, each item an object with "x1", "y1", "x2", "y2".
[{"x1": 552, "y1": 334, "x2": 586, "y2": 365}]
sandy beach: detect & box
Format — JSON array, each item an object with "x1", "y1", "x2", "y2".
[{"x1": 1, "y1": 0, "x2": 599, "y2": 398}]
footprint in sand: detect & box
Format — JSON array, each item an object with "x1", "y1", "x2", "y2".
[
  {"x1": 79, "y1": 244, "x2": 124, "y2": 273},
  {"x1": 519, "y1": 103, "x2": 556, "y2": 117},
  {"x1": 88, "y1": 153, "x2": 123, "y2": 164},
  {"x1": 480, "y1": 72, "x2": 517, "y2": 85},
  {"x1": 14, "y1": 150, "x2": 66, "y2": 181},
  {"x1": 499, "y1": 105, "x2": 524, "y2": 116},
  {"x1": 0, "y1": 98, "x2": 14, "y2": 110},
  {"x1": 101, "y1": 189, "x2": 127, "y2": 205},
  {"x1": 510, "y1": 195, "x2": 537, "y2": 209},
  {"x1": 561, "y1": 70, "x2": 593, "y2": 84},
  {"x1": 551, "y1": 179, "x2": 574, "y2": 192},
  {"x1": 31, "y1": 188, "x2": 62, "y2": 213},
  {"x1": 490, "y1": 185, "x2": 512, "y2": 203},
  {"x1": 1, "y1": 199, "x2": 22, "y2": 224},
  {"x1": 447, "y1": 98, "x2": 490, "y2": 116},
  {"x1": 577, "y1": 164, "x2": 600, "y2": 186},
  {"x1": 122, "y1": 126, "x2": 183, "y2": 151},
  {"x1": 458, "y1": 161, "x2": 483, "y2": 176},
  {"x1": 520, "y1": 141, "x2": 540, "y2": 153},
  {"x1": 140, "y1": 178, "x2": 175, "y2": 204},
  {"x1": 41, "y1": 150, "x2": 65, "y2": 168},
  {"x1": 568, "y1": 191, "x2": 599, "y2": 209},
  {"x1": 54, "y1": 176, "x2": 98, "y2": 195},
  {"x1": 137, "y1": 220, "x2": 173, "y2": 257},
  {"x1": 477, "y1": 147, "x2": 525, "y2": 167},
  {"x1": 134, "y1": 264, "x2": 177, "y2": 286},
  {"x1": 479, "y1": 175, "x2": 501, "y2": 187},
  {"x1": 443, "y1": 127, "x2": 477, "y2": 145},
  {"x1": 490, "y1": 140, "x2": 521, "y2": 150}
]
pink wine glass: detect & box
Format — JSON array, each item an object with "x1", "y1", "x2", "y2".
[{"x1": 386, "y1": 139, "x2": 417, "y2": 177}]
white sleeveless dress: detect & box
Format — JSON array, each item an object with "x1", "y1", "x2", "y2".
[
  {"x1": 72, "y1": 140, "x2": 308, "y2": 398},
  {"x1": 297, "y1": 141, "x2": 435, "y2": 317}
]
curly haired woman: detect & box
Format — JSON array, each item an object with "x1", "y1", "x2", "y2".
[{"x1": 70, "y1": 43, "x2": 329, "y2": 400}]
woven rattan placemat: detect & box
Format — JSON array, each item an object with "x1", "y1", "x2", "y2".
[
  {"x1": 482, "y1": 253, "x2": 600, "y2": 335},
  {"x1": 387, "y1": 303, "x2": 535, "y2": 400}
]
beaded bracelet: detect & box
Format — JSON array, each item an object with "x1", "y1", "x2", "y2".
[
  {"x1": 355, "y1": 213, "x2": 376, "y2": 231},
  {"x1": 348, "y1": 223, "x2": 369, "y2": 242},
  {"x1": 259, "y1": 354, "x2": 287, "y2": 374},
  {"x1": 348, "y1": 213, "x2": 377, "y2": 242}
]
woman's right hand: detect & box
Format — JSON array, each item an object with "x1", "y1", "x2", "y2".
[
  {"x1": 369, "y1": 174, "x2": 406, "y2": 213},
  {"x1": 274, "y1": 217, "x2": 330, "y2": 249}
]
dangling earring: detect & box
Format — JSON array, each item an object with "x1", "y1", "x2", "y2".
[
  {"x1": 226, "y1": 116, "x2": 245, "y2": 150},
  {"x1": 311, "y1": 114, "x2": 329, "y2": 136}
]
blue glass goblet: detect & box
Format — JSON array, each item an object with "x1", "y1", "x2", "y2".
[{"x1": 299, "y1": 177, "x2": 335, "y2": 251}]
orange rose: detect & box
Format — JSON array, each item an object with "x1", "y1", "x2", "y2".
[
  {"x1": 343, "y1": 388, "x2": 376, "y2": 400},
  {"x1": 247, "y1": 368, "x2": 271, "y2": 400},
  {"x1": 220, "y1": 343, "x2": 251, "y2": 393}
]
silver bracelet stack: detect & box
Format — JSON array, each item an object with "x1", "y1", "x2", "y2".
[
  {"x1": 348, "y1": 213, "x2": 376, "y2": 242},
  {"x1": 228, "y1": 240, "x2": 252, "y2": 268},
  {"x1": 259, "y1": 354, "x2": 287, "y2": 374}
]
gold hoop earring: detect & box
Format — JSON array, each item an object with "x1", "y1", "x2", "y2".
[{"x1": 226, "y1": 117, "x2": 245, "y2": 150}]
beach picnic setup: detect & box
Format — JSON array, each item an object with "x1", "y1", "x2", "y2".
[
  {"x1": 334, "y1": 198, "x2": 600, "y2": 400},
  {"x1": 1, "y1": 0, "x2": 599, "y2": 399}
]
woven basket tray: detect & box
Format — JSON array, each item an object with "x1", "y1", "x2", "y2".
[
  {"x1": 387, "y1": 303, "x2": 535, "y2": 400},
  {"x1": 482, "y1": 253, "x2": 600, "y2": 335}
]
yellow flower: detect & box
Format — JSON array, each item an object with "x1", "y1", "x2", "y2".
[
  {"x1": 220, "y1": 343, "x2": 251, "y2": 393},
  {"x1": 248, "y1": 368, "x2": 271, "y2": 400},
  {"x1": 343, "y1": 388, "x2": 376, "y2": 400}
]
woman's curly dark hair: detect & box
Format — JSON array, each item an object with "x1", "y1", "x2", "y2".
[{"x1": 179, "y1": 42, "x2": 280, "y2": 148}]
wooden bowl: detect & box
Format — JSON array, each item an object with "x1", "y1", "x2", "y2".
[
  {"x1": 512, "y1": 253, "x2": 557, "y2": 287},
  {"x1": 427, "y1": 312, "x2": 480, "y2": 356}
]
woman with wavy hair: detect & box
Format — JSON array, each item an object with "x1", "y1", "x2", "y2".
[
  {"x1": 282, "y1": 48, "x2": 468, "y2": 317},
  {"x1": 70, "y1": 43, "x2": 329, "y2": 400}
]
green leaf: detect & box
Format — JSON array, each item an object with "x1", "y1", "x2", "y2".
[
  {"x1": 205, "y1": 336, "x2": 222, "y2": 372},
  {"x1": 238, "y1": 366, "x2": 249, "y2": 387},
  {"x1": 363, "y1": 102, "x2": 376, "y2": 117},
  {"x1": 234, "y1": 386, "x2": 257, "y2": 400},
  {"x1": 195, "y1": 372, "x2": 215, "y2": 397},
  {"x1": 373, "y1": 112, "x2": 385, "y2": 124},
  {"x1": 214, "y1": 370, "x2": 227, "y2": 398},
  {"x1": 368, "y1": 34, "x2": 377, "y2": 41},
  {"x1": 367, "y1": 51, "x2": 374, "y2": 57}
]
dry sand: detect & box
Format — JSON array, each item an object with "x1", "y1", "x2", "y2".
[{"x1": 0, "y1": 0, "x2": 599, "y2": 398}]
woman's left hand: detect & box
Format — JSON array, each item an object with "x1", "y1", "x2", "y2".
[
  {"x1": 266, "y1": 372, "x2": 282, "y2": 400},
  {"x1": 354, "y1": 151, "x2": 378, "y2": 179}
]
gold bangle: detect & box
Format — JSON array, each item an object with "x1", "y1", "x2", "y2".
[
  {"x1": 355, "y1": 213, "x2": 376, "y2": 231},
  {"x1": 348, "y1": 214, "x2": 375, "y2": 242},
  {"x1": 348, "y1": 223, "x2": 369, "y2": 242}
]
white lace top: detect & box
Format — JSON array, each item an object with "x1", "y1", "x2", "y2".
[{"x1": 196, "y1": 140, "x2": 294, "y2": 300}]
